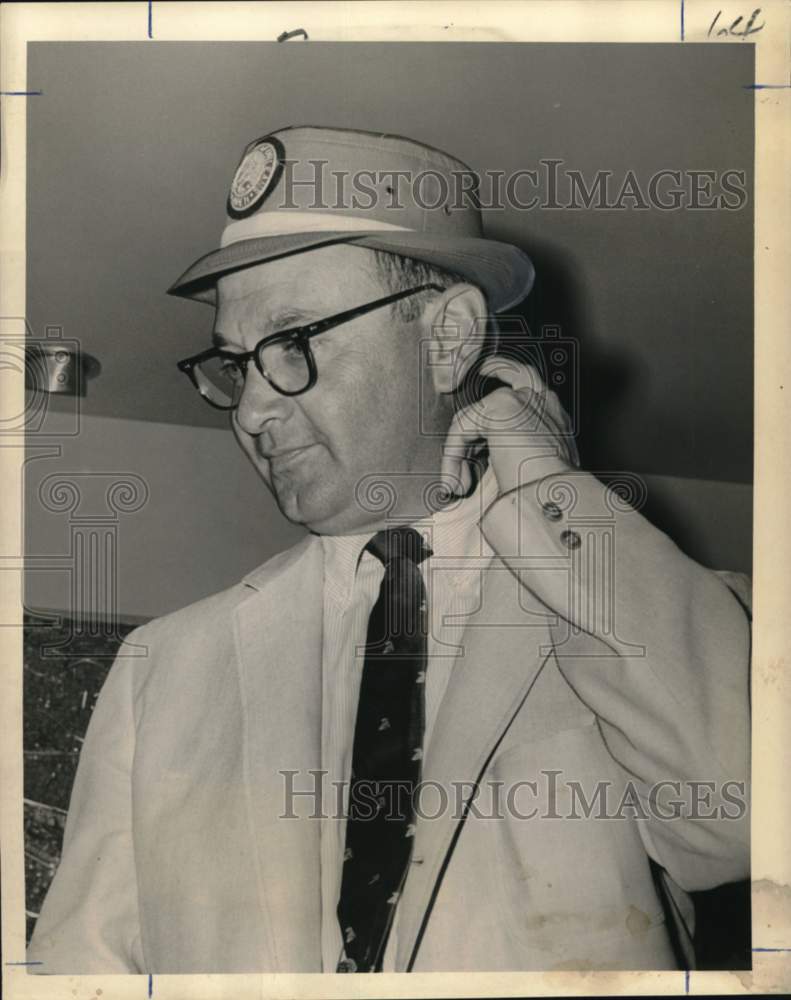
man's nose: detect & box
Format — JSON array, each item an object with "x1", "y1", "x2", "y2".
[{"x1": 234, "y1": 367, "x2": 290, "y2": 435}]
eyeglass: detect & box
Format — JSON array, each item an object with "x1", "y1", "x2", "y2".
[{"x1": 177, "y1": 283, "x2": 443, "y2": 410}]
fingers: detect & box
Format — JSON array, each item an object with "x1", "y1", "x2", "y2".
[
  {"x1": 440, "y1": 407, "x2": 478, "y2": 497},
  {"x1": 478, "y1": 356, "x2": 578, "y2": 462},
  {"x1": 442, "y1": 355, "x2": 580, "y2": 497},
  {"x1": 478, "y1": 356, "x2": 543, "y2": 393},
  {"x1": 442, "y1": 388, "x2": 528, "y2": 498}
]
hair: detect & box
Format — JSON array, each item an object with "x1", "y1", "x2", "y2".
[{"x1": 371, "y1": 249, "x2": 473, "y2": 322}]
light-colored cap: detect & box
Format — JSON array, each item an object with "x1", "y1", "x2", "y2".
[{"x1": 168, "y1": 125, "x2": 534, "y2": 311}]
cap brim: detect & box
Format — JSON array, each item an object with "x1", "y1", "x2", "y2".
[{"x1": 167, "y1": 231, "x2": 534, "y2": 313}]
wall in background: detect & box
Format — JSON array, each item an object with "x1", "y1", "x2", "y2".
[
  {"x1": 641, "y1": 472, "x2": 752, "y2": 578},
  {"x1": 24, "y1": 411, "x2": 751, "y2": 623},
  {"x1": 24, "y1": 410, "x2": 305, "y2": 621}
]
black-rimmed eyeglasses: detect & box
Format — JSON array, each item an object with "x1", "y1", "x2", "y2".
[{"x1": 177, "y1": 283, "x2": 443, "y2": 410}]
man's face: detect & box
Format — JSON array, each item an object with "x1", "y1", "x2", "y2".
[{"x1": 214, "y1": 245, "x2": 451, "y2": 535}]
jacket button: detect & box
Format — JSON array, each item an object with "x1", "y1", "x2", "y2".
[
  {"x1": 541, "y1": 501, "x2": 563, "y2": 521},
  {"x1": 560, "y1": 529, "x2": 581, "y2": 550},
  {"x1": 336, "y1": 958, "x2": 357, "y2": 972}
]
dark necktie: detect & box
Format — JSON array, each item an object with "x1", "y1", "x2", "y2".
[{"x1": 336, "y1": 526, "x2": 432, "y2": 973}]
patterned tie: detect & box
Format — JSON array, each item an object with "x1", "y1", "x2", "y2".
[{"x1": 336, "y1": 526, "x2": 432, "y2": 973}]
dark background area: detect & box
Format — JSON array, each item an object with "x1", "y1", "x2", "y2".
[{"x1": 23, "y1": 615, "x2": 138, "y2": 943}]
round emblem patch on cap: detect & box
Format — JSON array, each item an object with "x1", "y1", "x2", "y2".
[{"x1": 227, "y1": 136, "x2": 285, "y2": 218}]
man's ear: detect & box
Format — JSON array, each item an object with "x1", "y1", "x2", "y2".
[{"x1": 424, "y1": 284, "x2": 489, "y2": 395}]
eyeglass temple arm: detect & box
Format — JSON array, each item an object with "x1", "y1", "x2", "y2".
[{"x1": 298, "y1": 283, "x2": 444, "y2": 340}]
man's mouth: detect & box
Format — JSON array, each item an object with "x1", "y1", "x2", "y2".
[{"x1": 263, "y1": 443, "x2": 317, "y2": 464}]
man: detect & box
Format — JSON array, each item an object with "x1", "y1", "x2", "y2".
[{"x1": 28, "y1": 126, "x2": 750, "y2": 974}]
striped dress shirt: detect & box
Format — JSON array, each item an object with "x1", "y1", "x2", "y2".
[{"x1": 319, "y1": 467, "x2": 500, "y2": 971}]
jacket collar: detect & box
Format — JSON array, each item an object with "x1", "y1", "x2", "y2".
[
  {"x1": 234, "y1": 532, "x2": 324, "y2": 971},
  {"x1": 395, "y1": 553, "x2": 554, "y2": 970},
  {"x1": 240, "y1": 532, "x2": 316, "y2": 591}
]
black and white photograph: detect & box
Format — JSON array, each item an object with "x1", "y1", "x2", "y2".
[{"x1": 1, "y1": 2, "x2": 789, "y2": 996}]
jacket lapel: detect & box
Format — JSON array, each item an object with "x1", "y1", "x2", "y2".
[
  {"x1": 233, "y1": 535, "x2": 324, "y2": 972},
  {"x1": 395, "y1": 556, "x2": 554, "y2": 970}
]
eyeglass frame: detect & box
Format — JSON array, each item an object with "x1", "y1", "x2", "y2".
[{"x1": 177, "y1": 282, "x2": 444, "y2": 409}]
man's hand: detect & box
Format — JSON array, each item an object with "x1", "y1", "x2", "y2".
[{"x1": 440, "y1": 356, "x2": 580, "y2": 497}]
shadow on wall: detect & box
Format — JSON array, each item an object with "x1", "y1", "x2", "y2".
[{"x1": 511, "y1": 235, "x2": 642, "y2": 475}]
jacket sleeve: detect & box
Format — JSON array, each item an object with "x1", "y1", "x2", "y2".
[
  {"x1": 479, "y1": 467, "x2": 751, "y2": 892},
  {"x1": 27, "y1": 627, "x2": 148, "y2": 974}
]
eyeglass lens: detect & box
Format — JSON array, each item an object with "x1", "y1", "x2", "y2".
[{"x1": 194, "y1": 336, "x2": 311, "y2": 408}]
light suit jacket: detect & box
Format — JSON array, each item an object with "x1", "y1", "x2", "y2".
[{"x1": 28, "y1": 470, "x2": 751, "y2": 973}]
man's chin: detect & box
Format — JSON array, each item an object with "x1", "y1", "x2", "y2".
[
  {"x1": 260, "y1": 458, "x2": 381, "y2": 535},
  {"x1": 272, "y1": 487, "x2": 379, "y2": 536},
  {"x1": 270, "y1": 479, "x2": 338, "y2": 533}
]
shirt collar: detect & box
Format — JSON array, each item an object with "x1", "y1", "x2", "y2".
[
  {"x1": 320, "y1": 530, "x2": 371, "y2": 610},
  {"x1": 321, "y1": 464, "x2": 499, "y2": 610}
]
